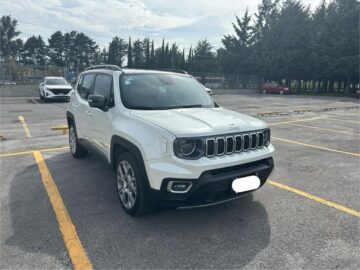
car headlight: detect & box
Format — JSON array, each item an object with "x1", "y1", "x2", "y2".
[
  {"x1": 174, "y1": 138, "x2": 204, "y2": 159},
  {"x1": 263, "y1": 128, "x2": 271, "y2": 146}
]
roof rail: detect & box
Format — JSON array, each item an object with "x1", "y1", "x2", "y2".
[
  {"x1": 157, "y1": 69, "x2": 188, "y2": 75},
  {"x1": 85, "y1": 65, "x2": 122, "y2": 71}
]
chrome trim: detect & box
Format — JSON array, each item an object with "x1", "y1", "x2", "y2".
[
  {"x1": 205, "y1": 138, "x2": 216, "y2": 157},
  {"x1": 177, "y1": 193, "x2": 251, "y2": 209},
  {"x1": 167, "y1": 181, "x2": 193, "y2": 194},
  {"x1": 216, "y1": 137, "x2": 225, "y2": 156},
  {"x1": 225, "y1": 136, "x2": 234, "y2": 154}
]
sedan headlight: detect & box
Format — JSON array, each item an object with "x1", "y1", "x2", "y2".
[{"x1": 174, "y1": 138, "x2": 204, "y2": 159}]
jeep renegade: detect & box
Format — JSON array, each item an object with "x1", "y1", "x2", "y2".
[{"x1": 66, "y1": 65, "x2": 274, "y2": 216}]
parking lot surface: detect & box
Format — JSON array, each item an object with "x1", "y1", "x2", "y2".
[{"x1": 0, "y1": 94, "x2": 359, "y2": 269}]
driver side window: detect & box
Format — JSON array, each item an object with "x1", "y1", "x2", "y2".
[{"x1": 78, "y1": 74, "x2": 95, "y2": 100}]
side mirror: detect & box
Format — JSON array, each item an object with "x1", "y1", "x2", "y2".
[
  {"x1": 88, "y1": 94, "x2": 106, "y2": 110},
  {"x1": 40, "y1": 82, "x2": 44, "y2": 86}
]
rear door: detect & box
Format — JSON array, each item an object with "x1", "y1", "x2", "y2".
[
  {"x1": 87, "y1": 73, "x2": 114, "y2": 159},
  {"x1": 73, "y1": 73, "x2": 95, "y2": 140}
]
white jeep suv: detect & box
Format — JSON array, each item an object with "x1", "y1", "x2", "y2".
[{"x1": 67, "y1": 65, "x2": 274, "y2": 216}]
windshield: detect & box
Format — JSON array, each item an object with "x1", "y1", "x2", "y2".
[
  {"x1": 45, "y1": 78, "x2": 68, "y2": 85},
  {"x1": 120, "y1": 73, "x2": 214, "y2": 110}
]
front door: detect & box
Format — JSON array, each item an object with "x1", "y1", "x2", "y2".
[{"x1": 87, "y1": 73, "x2": 114, "y2": 160}]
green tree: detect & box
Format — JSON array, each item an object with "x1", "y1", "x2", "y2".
[
  {"x1": 150, "y1": 40, "x2": 155, "y2": 68},
  {"x1": 218, "y1": 9, "x2": 254, "y2": 74},
  {"x1": 144, "y1": 38, "x2": 150, "y2": 68},
  {"x1": 0, "y1": 15, "x2": 22, "y2": 60},
  {"x1": 21, "y1": 35, "x2": 47, "y2": 66},
  {"x1": 108, "y1": 36, "x2": 127, "y2": 67},
  {"x1": 192, "y1": 39, "x2": 215, "y2": 78},
  {"x1": 48, "y1": 31, "x2": 64, "y2": 66},
  {"x1": 127, "y1": 37, "x2": 133, "y2": 68},
  {"x1": 133, "y1": 39, "x2": 144, "y2": 68}
]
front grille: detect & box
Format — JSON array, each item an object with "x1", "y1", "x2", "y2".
[
  {"x1": 205, "y1": 129, "x2": 270, "y2": 157},
  {"x1": 49, "y1": 89, "x2": 71, "y2": 95}
]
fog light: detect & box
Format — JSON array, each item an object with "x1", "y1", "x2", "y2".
[{"x1": 167, "y1": 181, "x2": 192, "y2": 193}]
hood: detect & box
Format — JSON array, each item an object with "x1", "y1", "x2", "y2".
[
  {"x1": 130, "y1": 107, "x2": 267, "y2": 137},
  {"x1": 45, "y1": 84, "x2": 73, "y2": 90}
]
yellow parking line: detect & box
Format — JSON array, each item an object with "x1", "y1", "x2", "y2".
[
  {"x1": 268, "y1": 117, "x2": 325, "y2": 126},
  {"x1": 272, "y1": 136, "x2": 360, "y2": 157},
  {"x1": 286, "y1": 123, "x2": 360, "y2": 136},
  {"x1": 33, "y1": 151, "x2": 92, "y2": 270},
  {"x1": 324, "y1": 117, "x2": 360, "y2": 124},
  {"x1": 0, "y1": 146, "x2": 69, "y2": 157},
  {"x1": 18, "y1": 116, "x2": 32, "y2": 138},
  {"x1": 268, "y1": 180, "x2": 360, "y2": 217},
  {"x1": 325, "y1": 112, "x2": 360, "y2": 117}
]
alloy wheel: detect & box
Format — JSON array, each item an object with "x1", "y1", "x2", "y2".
[{"x1": 117, "y1": 160, "x2": 137, "y2": 209}]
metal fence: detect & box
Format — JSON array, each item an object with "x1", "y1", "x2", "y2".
[
  {"x1": 1, "y1": 63, "x2": 262, "y2": 89},
  {"x1": 190, "y1": 73, "x2": 261, "y2": 89},
  {"x1": 0, "y1": 63, "x2": 75, "y2": 84}
]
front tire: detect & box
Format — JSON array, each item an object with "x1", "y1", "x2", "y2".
[
  {"x1": 262, "y1": 89, "x2": 267, "y2": 94},
  {"x1": 280, "y1": 90, "x2": 284, "y2": 95},
  {"x1": 68, "y1": 123, "x2": 88, "y2": 158},
  {"x1": 115, "y1": 152, "x2": 151, "y2": 216}
]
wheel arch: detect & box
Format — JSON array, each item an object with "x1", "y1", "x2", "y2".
[
  {"x1": 111, "y1": 135, "x2": 152, "y2": 191},
  {"x1": 66, "y1": 111, "x2": 75, "y2": 126}
]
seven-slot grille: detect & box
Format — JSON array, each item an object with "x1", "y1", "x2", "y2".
[{"x1": 205, "y1": 130, "x2": 269, "y2": 157}]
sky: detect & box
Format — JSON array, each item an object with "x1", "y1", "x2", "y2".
[{"x1": 1, "y1": 0, "x2": 322, "y2": 50}]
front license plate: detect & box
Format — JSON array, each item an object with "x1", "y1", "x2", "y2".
[{"x1": 232, "y1": 175, "x2": 261, "y2": 193}]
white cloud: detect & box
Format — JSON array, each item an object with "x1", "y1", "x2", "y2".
[{"x1": 1, "y1": 0, "x2": 322, "y2": 48}]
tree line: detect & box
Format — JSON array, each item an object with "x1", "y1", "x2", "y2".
[{"x1": 0, "y1": 0, "x2": 359, "y2": 93}]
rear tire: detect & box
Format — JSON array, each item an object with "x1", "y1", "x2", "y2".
[
  {"x1": 280, "y1": 90, "x2": 284, "y2": 95},
  {"x1": 68, "y1": 123, "x2": 88, "y2": 158},
  {"x1": 115, "y1": 152, "x2": 152, "y2": 216}
]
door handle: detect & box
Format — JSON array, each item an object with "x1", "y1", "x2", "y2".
[{"x1": 86, "y1": 110, "x2": 93, "y2": 117}]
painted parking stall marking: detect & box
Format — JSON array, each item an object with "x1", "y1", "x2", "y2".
[
  {"x1": 268, "y1": 180, "x2": 360, "y2": 217},
  {"x1": 33, "y1": 151, "x2": 93, "y2": 270},
  {"x1": 272, "y1": 136, "x2": 360, "y2": 157},
  {"x1": 18, "y1": 115, "x2": 32, "y2": 138}
]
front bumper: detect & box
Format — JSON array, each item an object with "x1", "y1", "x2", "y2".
[
  {"x1": 149, "y1": 157, "x2": 274, "y2": 208},
  {"x1": 45, "y1": 90, "x2": 73, "y2": 99}
]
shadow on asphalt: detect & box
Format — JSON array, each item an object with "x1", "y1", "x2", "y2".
[
  {"x1": 6, "y1": 162, "x2": 71, "y2": 268},
  {"x1": 8, "y1": 151, "x2": 271, "y2": 268}
]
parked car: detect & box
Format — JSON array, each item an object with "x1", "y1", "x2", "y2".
[
  {"x1": 39, "y1": 76, "x2": 74, "y2": 102},
  {"x1": 67, "y1": 65, "x2": 274, "y2": 216},
  {"x1": 261, "y1": 82, "x2": 290, "y2": 94},
  {"x1": 356, "y1": 88, "x2": 360, "y2": 98},
  {"x1": 0, "y1": 80, "x2": 16, "y2": 85}
]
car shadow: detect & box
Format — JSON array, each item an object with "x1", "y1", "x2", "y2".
[{"x1": 8, "y1": 151, "x2": 271, "y2": 269}]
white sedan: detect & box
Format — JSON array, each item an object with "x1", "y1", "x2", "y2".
[{"x1": 39, "y1": 77, "x2": 74, "y2": 102}]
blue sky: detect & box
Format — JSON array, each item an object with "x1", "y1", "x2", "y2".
[{"x1": 2, "y1": 0, "x2": 322, "y2": 49}]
